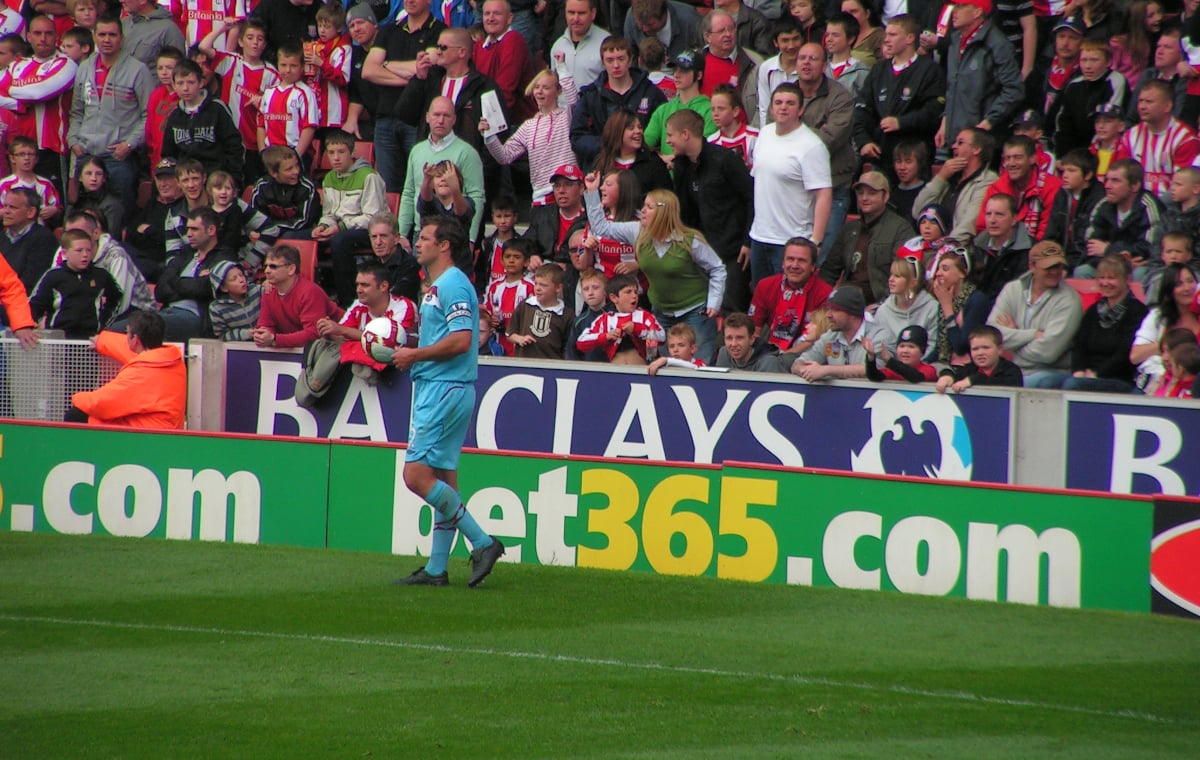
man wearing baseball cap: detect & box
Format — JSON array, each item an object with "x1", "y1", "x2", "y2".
[
  {"x1": 791, "y1": 284, "x2": 883, "y2": 381},
  {"x1": 936, "y1": 0, "x2": 1023, "y2": 160},
  {"x1": 1040, "y1": 16, "x2": 1084, "y2": 134},
  {"x1": 526, "y1": 164, "x2": 587, "y2": 301},
  {"x1": 644, "y1": 49, "x2": 715, "y2": 158},
  {"x1": 988, "y1": 240, "x2": 1084, "y2": 388},
  {"x1": 819, "y1": 170, "x2": 914, "y2": 305}
]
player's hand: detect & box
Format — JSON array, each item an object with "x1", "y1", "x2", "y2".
[
  {"x1": 391, "y1": 346, "x2": 418, "y2": 369},
  {"x1": 15, "y1": 327, "x2": 38, "y2": 350}
]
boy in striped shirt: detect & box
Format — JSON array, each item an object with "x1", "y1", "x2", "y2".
[
  {"x1": 203, "y1": 18, "x2": 278, "y2": 185},
  {"x1": 305, "y1": 2, "x2": 352, "y2": 130},
  {"x1": 256, "y1": 42, "x2": 320, "y2": 172},
  {"x1": 0, "y1": 136, "x2": 60, "y2": 224}
]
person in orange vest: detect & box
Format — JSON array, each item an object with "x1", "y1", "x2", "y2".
[
  {"x1": 68, "y1": 310, "x2": 186, "y2": 429},
  {"x1": 0, "y1": 253, "x2": 38, "y2": 349}
]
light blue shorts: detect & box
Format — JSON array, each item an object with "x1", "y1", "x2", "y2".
[{"x1": 406, "y1": 381, "x2": 475, "y2": 470}]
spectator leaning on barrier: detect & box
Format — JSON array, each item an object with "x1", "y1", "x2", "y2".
[
  {"x1": 67, "y1": 310, "x2": 186, "y2": 429},
  {"x1": 714, "y1": 310, "x2": 788, "y2": 371},
  {"x1": 790, "y1": 284, "x2": 881, "y2": 381},
  {"x1": 252, "y1": 244, "x2": 344, "y2": 349},
  {"x1": 988, "y1": 240, "x2": 1085, "y2": 387}
]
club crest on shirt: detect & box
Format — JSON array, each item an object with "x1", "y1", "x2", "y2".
[{"x1": 530, "y1": 308, "x2": 553, "y2": 337}]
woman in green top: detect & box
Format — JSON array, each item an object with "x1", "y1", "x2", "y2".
[{"x1": 583, "y1": 173, "x2": 727, "y2": 363}]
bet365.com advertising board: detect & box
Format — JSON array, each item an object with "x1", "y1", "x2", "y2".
[{"x1": 0, "y1": 422, "x2": 1173, "y2": 615}]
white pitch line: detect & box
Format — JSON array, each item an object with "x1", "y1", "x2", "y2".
[{"x1": 1, "y1": 613, "x2": 1192, "y2": 727}]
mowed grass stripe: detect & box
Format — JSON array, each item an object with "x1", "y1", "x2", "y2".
[
  {"x1": 2, "y1": 532, "x2": 1198, "y2": 757},
  {"x1": 0, "y1": 612, "x2": 1191, "y2": 727}
]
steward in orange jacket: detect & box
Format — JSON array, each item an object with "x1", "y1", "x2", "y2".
[
  {"x1": 0, "y1": 252, "x2": 38, "y2": 348},
  {"x1": 71, "y1": 311, "x2": 186, "y2": 429}
]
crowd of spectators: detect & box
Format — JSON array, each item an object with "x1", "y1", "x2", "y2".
[{"x1": 2, "y1": 0, "x2": 1200, "y2": 405}]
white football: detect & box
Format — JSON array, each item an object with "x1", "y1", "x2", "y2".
[{"x1": 361, "y1": 316, "x2": 404, "y2": 363}]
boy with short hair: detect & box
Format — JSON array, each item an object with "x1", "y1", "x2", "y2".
[
  {"x1": 639, "y1": 37, "x2": 675, "y2": 99},
  {"x1": 163, "y1": 158, "x2": 210, "y2": 260},
  {"x1": 161, "y1": 58, "x2": 245, "y2": 178},
  {"x1": 146, "y1": 46, "x2": 184, "y2": 169},
  {"x1": 1164, "y1": 341, "x2": 1200, "y2": 398},
  {"x1": 576, "y1": 273, "x2": 666, "y2": 365},
  {"x1": 59, "y1": 27, "x2": 93, "y2": 63},
  {"x1": 208, "y1": 259, "x2": 262, "y2": 341},
  {"x1": 313, "y1": 130, "x2": 387, "y2": 306},
  {"x1": 202, "y1": 18, "x2": 279, "y2": 186},
  {"x1": 29, "y1": 229, "x2": 122, "y2": 338},
  {"x1": 936, "y1": 325, "x2": 1025, "y2": 392},
  {"x1": 1145, "y1": 231, "x2": 1194, "y2": 303},
  {"x1": 1056, "y1": 39, "x2": 1128, "y2": 158},
  {"x1": 306, "y1": 2, "x2": 352, "y2": 129},
  {"x1": 506, "y1": 263, "x2": 575, "y2": 359},
  {"x1": 1046, "y1": 148, "x2": 1105, "y2": 268},
  {"x1": 68, "y1": 0, "x2": 98, "y2": 30},
  {"x1": 479, "y1": 312, "x2": 506, "y2": 356},
  {"x1": 824, "y1": 13, "x2": 869, "y2": 97},
  {"x1": 484, "y1": 236, "x2": 536, "y2": 356},
  {"x1": 256, "y1": 42, "x2": 320, "y2": 166},
  {"x1": 647, "y1": 323, "x2": 706, "y2": 374},
  {"x1": 250, "y1": 145, "x2": 321, "y2": 239},
  {"x1": 567, "y1": 266, "x2": 610, "y2": 361},
  {"x1": 0, "y1": 136, "x2": 60, "y2": 224},
  {"x1": 475, "y1": 194, "x2": 520, "y2": 292},
  {"x1": 1163, "y1": 166, "x2": 1200, "y2": 257}
]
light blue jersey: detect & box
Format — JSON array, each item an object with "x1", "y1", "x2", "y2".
[{"x1": 413, "y1": 265, "x2": 479, "y2": 383}]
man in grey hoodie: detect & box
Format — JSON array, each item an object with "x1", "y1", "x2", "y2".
[
  {"x1": 120, "y1": 0, "x2": 187, "y2": 72},
  {"x1": 986, "y1": 240, "x2": 1084, "y2": 387},
  {"x1": 68, "y1": 16, "x2": 154, "y2": 214}
]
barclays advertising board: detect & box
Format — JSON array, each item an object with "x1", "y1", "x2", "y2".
[
  {"x1": 223, "y1": 348, "x2": 1014, "y2": 483},
  {"x1": 1066, "y1": 396, "x2": 1200, "y2": 496}
]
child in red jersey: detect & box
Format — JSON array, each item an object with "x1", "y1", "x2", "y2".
[
  {"x1": 483, "y1": 236, "x2": 536, "y2": 356},
  {"x1": 577, "y1": 273, "x2": 666, "y2": 365},
  {"x1": 305, "y1": 2, "x2": 351, "y2": 130}
]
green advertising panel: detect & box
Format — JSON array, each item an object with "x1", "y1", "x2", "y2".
[
  {"x1": 0, "y1": 422, "x2": 330, "y2": 548},
  {"x1": 328, "y1": 445, "x2": 1152, "y2": 612}
]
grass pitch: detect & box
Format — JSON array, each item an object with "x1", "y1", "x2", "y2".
[{"x1": 1, "y1": 532, "x2": 1197, "y2": 759}]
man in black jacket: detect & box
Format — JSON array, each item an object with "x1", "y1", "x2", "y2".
[
  {"x1": 853, "y1": 14, "x2": 945, "y2": 174},
  {"x1": 570, "y1": 35, "x2": 667, "y2": 168},
  {"x1": 526, "y1": 165, "x2": 589, "y2": 309},
  {"x1": 666, "y1": 109, "x2": 754, "y2": 312},
  {"x1": 1044, "y1": 149, "x2": 1105, "y2": 270},
  {"x1": 0, "y1": 188, "x2": 57, "y2": 293},
  {"x1": 154, "y1": 206, "x2": 238, "y2": 341},
  {"x1": 161, "y1": 60, "x2": 245, "y2": 179}
]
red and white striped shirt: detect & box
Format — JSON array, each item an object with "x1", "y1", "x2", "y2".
[
  {"x1": 340, "y1": 294, "x2": 419, "y2": 334},
  {"x1": 484, "y1": 275, "x2": 534, "y2": 355},
  {"x1": 0, "y1": 7, "x2": 22, "y2": 36},
  {"x1": 258, "y1": 81, "x2": 319, "y2": 149},
  {"x1": 178, "y1": 0, "x2": 247, "y2": 48},
  {"x1": 708, "y1": 124, "x2": 758, "y2": 169},
  {"x1": 214, "y1": 50, "x2": 278, "y2": 150},
  {"x1": 576, "y1": 309, "x2": 665, "y2": 360},
  {"x1": 0, "y1": 173, "x2": 60, "y2": 215},
  {"x1": 1119, "y1": 118, "x2": 1200, "y2": 200},
  {"x1": 306, "y1": 34, "x2": 351, "y2": 128},
  {"x1": 0, "y1": 54, "x2": 76, "y2": 155}
]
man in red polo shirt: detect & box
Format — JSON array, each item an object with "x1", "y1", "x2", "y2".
[{"x1": 748, "y1": 237, "x2": 831, "y2": 357}]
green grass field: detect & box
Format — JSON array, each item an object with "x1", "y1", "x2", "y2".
[{"x1": 2, "y1": 532, "x2": 1197, "y2": 759}]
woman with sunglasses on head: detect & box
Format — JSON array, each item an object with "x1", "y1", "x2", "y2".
[
  {"x1": 1129, "y1": 262, "x2": 1200, "y2": 391},
  {"x1": 582, "y1": 173, "x2": 726, "y2": 363},
  {"x1": 930, "y1": 244, "x2": 992, "y2": 364},
  {"x1": 872, "y1": 257, "x2": 941, "y2": 362}
]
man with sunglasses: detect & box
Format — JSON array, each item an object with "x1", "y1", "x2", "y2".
[
  {"x1": 987, "y1": 239, "x2": 1084, "y2": 387},
  {"x1": 913, "y1": 126, "x2": 998, "y2": 244},
  {"x1": 252, "y1": 243, "x2": 343, "y2": 348}
]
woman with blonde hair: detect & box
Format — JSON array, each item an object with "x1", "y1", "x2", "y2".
[
  {"x1": 480, "y1": 64, "x2": 579, "y2": 208},
  {"x1": 583, "y1": 175, "x2": 727, "y2": 363}
]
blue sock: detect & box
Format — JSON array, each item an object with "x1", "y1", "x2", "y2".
[
  {"x1": 427, "y1": 480, "x2": 493, "y2": 550},
  {"x1": 425, "y1": 519, "x2": 454, "y2": 576}
]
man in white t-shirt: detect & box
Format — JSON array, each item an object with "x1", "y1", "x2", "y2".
[{"x1": 748, "y1": 81, "x2": 831, "y2": 289}]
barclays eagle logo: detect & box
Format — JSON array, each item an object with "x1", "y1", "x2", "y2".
[{"x1": 850, "y1": 390, "x2": 973, "y2": 480}]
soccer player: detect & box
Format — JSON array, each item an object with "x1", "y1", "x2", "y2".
[{"x1": 391, "y1": 217, "x2": 505, "y2": 588}]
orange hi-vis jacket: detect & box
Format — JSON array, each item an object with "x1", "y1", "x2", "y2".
[{"x1": 71, "y1": 330, "x2": 186, "y2": 429}]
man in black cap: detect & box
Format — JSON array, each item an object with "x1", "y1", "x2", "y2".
[
  {"x1": 344, "y1": 4, "x2": 383, "y2": 142},
  {"x1": 1039, "y1": 14, "x2": 1084, "y2": 131},
  {"x1": 790, "y1": 284, "x2": 882, "y2": 381},
  {"x1": 645, "y1": 48, "x2": 712, "y2": 158}
]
